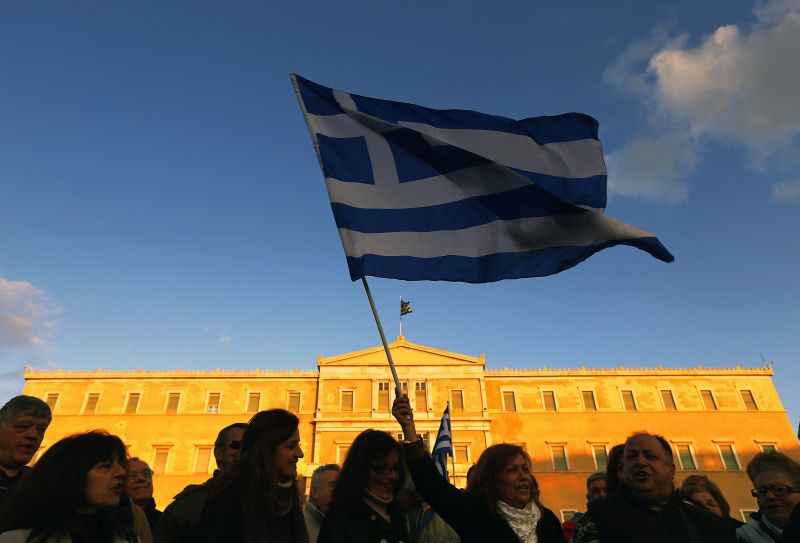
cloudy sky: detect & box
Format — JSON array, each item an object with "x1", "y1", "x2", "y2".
[{"x1": 1, "y1": 0, "x2": 798, "y2": 424}]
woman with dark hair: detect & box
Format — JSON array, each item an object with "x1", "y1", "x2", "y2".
[
  {"x1": 680, "y1": 474, "x2": 743, "y2": 528},
  {"x1": 195, "y1": 409, "x2": 307, "y2": 543},
  {"x1": 604, "y1": 444, "x2": 624, "y2": 495},
  {"x1": 392, "y1": 397, "x2": 565, "y2": 543},
  {"x1": 0, "y1": 431, "x2": 139, "y2": 543},
  {"x1": 317, "y1": 429, "x2": 409, "y2": 543}
]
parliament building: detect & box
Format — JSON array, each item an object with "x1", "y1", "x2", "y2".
[{"x1": 22, "y1": 337, "x2": 799, "y2": 521}]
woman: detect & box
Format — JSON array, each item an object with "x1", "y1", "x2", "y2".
[
  {"x1": 0, "y1": 431, "x2": 140, "y2": 543},
  {"x1": 737, "y1": 451, "x2": 800, "y2": 543},
  {"x1": 392, "y1": 396, "x2": 565, "y2": 543},
  {"x1": 680, "y1": 475, "x2": 743, "y2": 528},
  {"x1": 604, "y1": 444, "x2": 624, "y2": 495},
  {"x1": 195, "y1": 409, "x2": 307, "y2": 543},
  {"x1": 318, "y1": 430, "x2": 409, "y2": 543}
]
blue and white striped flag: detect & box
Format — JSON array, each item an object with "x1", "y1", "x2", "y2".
[
  {"x1": 432, "y1": 404, "x2": 452, "y2": 479},
  {"x1": 292, "y1": 74, "x2": 674, "y2": 283}
]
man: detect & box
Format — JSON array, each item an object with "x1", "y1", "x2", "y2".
[
  {"x1": 572, "y1": 432, "x2": 735, "y2": 543},
  {"x1": 564, "y1": 473, "x2": 608, "y2": 540},
  {"x1": 0, "y1": 395, "x2": 51, "y2": 510},
  {"x1": 304, "y1": 464, "x2": 339, "y2": 543},
  {"x1": 126, "y1": 457, "x2": 162, "y2": 533},
  {"x1": 736, "y1": 451, "x2": 800, "y2": 542},
  {"x1": 155, "y1": 422, "x2": 247, "y2": 543}
]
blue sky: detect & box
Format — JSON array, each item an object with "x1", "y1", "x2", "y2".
[{"x1": 1, "y1": 1, "x2": 798, "y2": 425}]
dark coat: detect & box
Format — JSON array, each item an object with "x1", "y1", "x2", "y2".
[
  {"x1": 403, "y1": 440, "x2": 565, "y2": 543},
  {"x1": 317, "y1": 499, "x2": 409, "y2": 543},
  {"x1": 155, "y1": 478, "x2": 214, "y2": 543},
  {"x1": 781, "y1": 504, "x2": 800, "y2": 543},
  {"x1": 576, "y1": 488, "x2": 736, "y2": 543}
]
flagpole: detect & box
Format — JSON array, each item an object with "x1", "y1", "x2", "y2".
[
  {"x1": 361, "y1": 277, "x2": 402, "y2": 397},
  {"x1": 399, "y1": 296, "x2": 403, "y2": 338}
]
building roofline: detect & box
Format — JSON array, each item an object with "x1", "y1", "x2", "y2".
[
  {"x1": 23, "y1": 368, "x2": 319, "y2": 380},
  {"x1": 316, "y1": 336, "x2": 485, "y2": 366},
  {"x1": 486, "y1": 365, "x2": 773, "y2": 377}
]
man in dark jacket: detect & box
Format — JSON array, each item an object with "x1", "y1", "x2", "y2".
[
  {"x1": 155, "y1": 422, "x2": 246, "y2": 543},
  {"x1": 0, "y1": 395, "x2": 51, "y2": 512},
  {"x1": 572, "y1": 432, "x2": 735, "y2": 543}
]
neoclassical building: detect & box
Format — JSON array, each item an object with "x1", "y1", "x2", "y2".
[{"x1": 22, "y1": 337, "x2": 799, "y2": 521}]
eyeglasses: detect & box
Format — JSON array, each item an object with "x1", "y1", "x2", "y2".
[
  {"x1": 229, "y1": 440, "x2": 242, "y2": 450},
  {"x1": 751, "y1": 485, "x2": 799, "y2": 498}
]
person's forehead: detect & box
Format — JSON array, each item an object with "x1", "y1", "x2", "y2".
[
  {"x1": 10, "y1": 414, "x2": 51, "y2": 425},
  {"x1": 625, "y1": 435, "x2": 664, "y2": 453},
  {"x1": 226, "y1": 427, "x2": 245, "y2": 442},
  {"x1": 589, "y1": 479, "x2": 607, "y2": 488},
  {"x1": 129, "y1": 460, "x2": 150, "y2": 470},
  {"x1": 754, "y1": 470, "x2": 793, "y2": 485},
  {"x1": 321, "y1": 470, "x2": 339, "y2": 482},
  {"x1": 507, "y1": 453, "x2": 528, "y2": 466}
]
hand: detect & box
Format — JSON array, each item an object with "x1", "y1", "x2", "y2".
[{"x1": 392, "y1": 395, "x2": 418, "y2": 441}]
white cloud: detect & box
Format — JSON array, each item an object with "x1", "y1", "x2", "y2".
[
  {"x1": 0, "y1": 278, "x2": 59, "y2": 349},
  {"x1": 605, "y1": 0, "x2": 800, "y2": 200},
  {"x1": 771, "y1": 179, "x2": 800, "y2": 201}
]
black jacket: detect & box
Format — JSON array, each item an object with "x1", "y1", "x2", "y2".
[
  {"x1": 318, "y1": 499, "x2": 409, "y2": 543},
  {"x1": 782, "y1": 504, "x2": 800, "y2": 543},
  {"x1": 574, "y1": 488, "x2": 736, "y2": 543},
  {"x1": 403, "y1": 440, "x2": 565, "y2": 543}
]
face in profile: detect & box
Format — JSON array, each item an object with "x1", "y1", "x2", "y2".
[
  {"x1": 273, "y1": 428, "x2": 304, "y2": 482},
  {"x1": 125, "y1": 459, "x2": 154, "y2": 503},
  {"x1": 0, "y1": 413, "x2": 51, "y2": 468},
  {"x1": 496, "y1": 453, "x2": 533, "y2": 508},
  {"x1": 620, "y1": 435, "x2": 675, "y2": 501},
  {"x1": 310, "y1": 469, "x2": 339, "y2": 514},
  {"x1": 218, "y1": 426, "x2": 246, "y2": 472},
  {"x1": 688, "y1": 490, "x2": 723, "y2": 517},
  {"x1": 587, "y1": 478, "x2": 608, "y2": 503},
  {"x1": 367, "y1": 449, "x2": 401, "y2": 502},
  {"x1": 85, "y1": 455, "x2": 127, "y2": 508}
]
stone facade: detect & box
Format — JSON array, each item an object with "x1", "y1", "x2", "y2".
[{"x1": 22, "y1": 337, "x2": 799, "y2": 521}]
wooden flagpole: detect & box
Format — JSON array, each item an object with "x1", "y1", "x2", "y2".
[{"x1": 361, "y1": 277, "x2": 402, "y2": 397}]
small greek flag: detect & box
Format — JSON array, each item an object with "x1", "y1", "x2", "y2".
[
  {"x1": 400, "y1": 299, "x2": 413, "y2": 316},
  {"x1": 432, "y1": 404, "x2": 452, "y2": 479},
  {"x1": 292, "y1": 74, "x2": 673, "y2": 283}
]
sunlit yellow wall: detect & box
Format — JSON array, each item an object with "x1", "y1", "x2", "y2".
[{"x1": 23, "y1": 338, "x2": 799, "y2": 521}]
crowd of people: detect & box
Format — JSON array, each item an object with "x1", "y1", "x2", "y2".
[{"x1": 0, "y1": 393, "x2": 798, "y2": 543}]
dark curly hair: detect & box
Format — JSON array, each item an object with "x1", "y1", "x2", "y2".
[{"x1": 466, "y1": 443, "x2": 531, "y2": 515}]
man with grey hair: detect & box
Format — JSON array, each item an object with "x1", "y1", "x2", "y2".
[
  {"x1": 155, "y1": 422, "x2": 247, "y2": 543},
  {"x1": 304, "y1": 464, "x2": 340, "y2": 543},
  {"x1": 0, "y1": 395, "x2": 51, "y2": 510}
]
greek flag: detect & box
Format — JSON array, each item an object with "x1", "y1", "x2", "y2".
[
  {"x1": 432, "y1": 404, "x2": 452, "y2": 479},
  {"x1": 292, "y1": 75, "x2": 674, "y2": 283}
]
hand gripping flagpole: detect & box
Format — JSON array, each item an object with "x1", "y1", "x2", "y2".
[{"x1": 361, "y1": 277, "x2": 402, "y2": 397}]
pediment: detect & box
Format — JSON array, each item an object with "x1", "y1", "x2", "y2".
[{"x1": 317, "y1": 337, "x2": 484, "y2": 368}]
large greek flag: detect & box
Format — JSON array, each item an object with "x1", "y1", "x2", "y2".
[
  {"x1": 432, "y1": 404, "x2": 452, "y2": 479},
  {"x1": 292, "y1": 75, "x2": 674, "y2": 283}
]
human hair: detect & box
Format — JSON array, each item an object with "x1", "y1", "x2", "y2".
[
  {"x1": 0, "y1": 395, "x2": 51, "y2": 425},
  {"x1": 214, "y1": 422, "x2": 248, "y2": 451},
  {"x1": 329, "y1": 430, "x2": 405, "y2": 513},
  {"x1": 681, "y1": 474, "x2": 732, "y2": 517},
  {"x1": 310, "y1": 464, "x2": 340, "y2": 493},
  {"x1": 606, "y1": 444, "x2": 625, "y2": 494},
  {"x1": 466, "y1": 443, "x2": 529, "y2": 515},
  {"x1": 0, "y1": 431, "x2": 129, "y2": 542},
  {"x1": 624, "y1": 432, "x2": 674, "y2": 463},
  {"x1": 746, "y1": 451, "x2": 800, "y2": 488},
  {"x1": 586, "y1": 472, "x2": 607, "y2": 491},
  {"x1": 217, "y1": 410, "x2": 299, "y2": 543}
]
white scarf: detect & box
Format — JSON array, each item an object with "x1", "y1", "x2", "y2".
[{"x1": 496, "y1": 500, "x2": 540, "y2": 543}]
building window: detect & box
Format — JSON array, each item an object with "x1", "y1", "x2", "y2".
[
  {"x1": 401, "y1": 381, "x2": 409, "y2": 398},
  {"x1": 45, "y1": 393, "x2": 59, "y2": 411},
  {"x1": 194, "y1": 445, "x2": 213, "y2": 473},
  {"x1": 451, "y1": 390, "x2": 464, "y2": 412},
  {"x1": 621, "y1": 390, "x2": 637, "y2": 411},
  {"x1": 550, "y1": 445, "x2": 569, "y2": 471},
  {"x1": 700, "y1": 390, "x2": 718, "y2": 411},
  {"x1": 153, "y1": 446, "x2": 171, "y2": 475},
  {"x1": 125, "y1": 393, "x2": 141, "y2": 414},
  {"x1": 84, "y1": 393, "x2": 100, "y2": 414},
  {"x1": 337, "y1": 445, "x2": 350, "y2": 463},
  {"x1": 675, "y1": 443, "x2": 697, "y2": 471},
  {"x1": 453, "y1": 444, "x2": 470, "y2": 464},
  {"x1": 582, "y1": 390, "x2": 597, "y2": 411},
  {"x1": 341, "y1": 390, "x2": 354, "y2": 412},
  {"x1": 592, "y1": 444, "x2": 608, "y2": 471},
  {"x1": 502, "y1": 391, "x2": 517, "y2": 412},
  {"x1": 288, "y1": 392, "x2": 301, "y2": 413},
  {"x1": 717, "y1": 444, "x2": 741, "y2": 471},
  {"x1": 660, "y1": 390, "x2": 677, "y2": 411},
  {"x1": 760, "y1": 443, "x2": 777, "y2": 454},
  {"x1": 415, "y1": 382, "x2": 427, "y2": 410},
  {"x1": 542, "y1": 391, "x2": 557, "y2": 412},
  {"x1": 207, "y1": 393, "x2": 221, "y2": 414},
  {"x1": 740, "y1": 390, "x2": 758, "y2": 411},
  {"x1": 166, "y1": 393, "x2": 181, "y2": 414},
  {"x1": 378, "y1": 382, "x2": 390, "y2": 411},
  {"x1": 247, "y1": 392, "x2": 261, "y2": 413}
]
